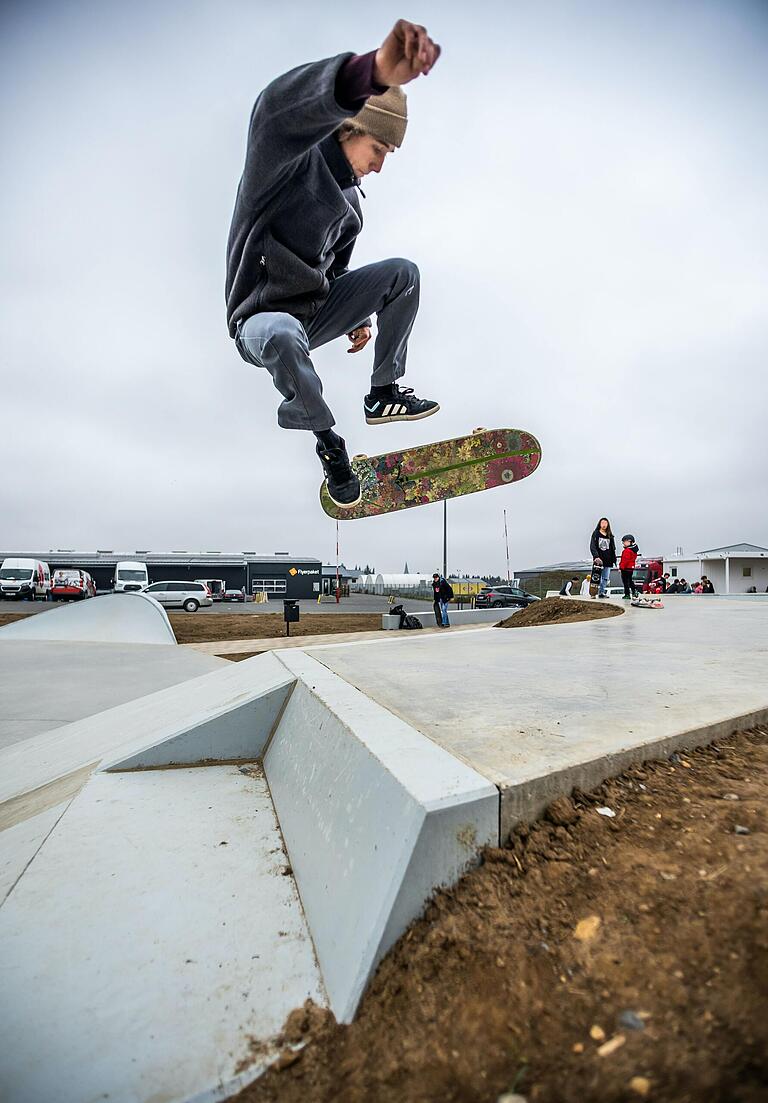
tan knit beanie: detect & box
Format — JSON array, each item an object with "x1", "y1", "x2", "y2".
[{"x1": 349, "y1": 86, "x2": 408, "y2": 148}]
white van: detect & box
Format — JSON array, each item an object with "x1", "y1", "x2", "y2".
[
  {"x1": 114, "y1": 561, "x2": 149, "y2": 593},
  {"x1": 0, "y1": 558, "x2": 51, "y2": 601}
]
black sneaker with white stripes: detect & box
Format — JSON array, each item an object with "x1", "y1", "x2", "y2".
[
  {"x1": 363, "y1": 385, "x2": 440, "y2": 425},
  {"x1": 316, "y1": 438, "x2": 361, "y2": 508}
]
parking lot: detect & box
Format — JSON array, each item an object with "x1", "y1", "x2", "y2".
[{"x1": 1, "y1": 592, "x2": 434, "y2": 617}]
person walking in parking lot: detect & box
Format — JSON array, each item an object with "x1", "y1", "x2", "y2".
[
  {"x1": 432, "y1": 572, "x2": 453, "y2": 627},
  {"x1": 590, "y1": 518, "x2": 616, "y2": 598}
]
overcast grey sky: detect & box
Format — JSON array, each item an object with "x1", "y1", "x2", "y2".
[{"x1": 2, "y1": 0, "x2": 766, "y2": 574}]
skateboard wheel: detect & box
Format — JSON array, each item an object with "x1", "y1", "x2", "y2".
[
  {"x1": 351, "y1": 454, "x2": 368, "y2": 461},
  {"x1": 472, "y1": 427, "x2": 487, "y2": 435},
  {"x1": 501, "y1": 469, "x2": 514, "y2": 482}
]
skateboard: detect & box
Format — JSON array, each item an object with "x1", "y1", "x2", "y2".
[
  {"x1": 631, "y1": 595, "x2": 664, "y2": 609},
  {"x1": 320, "y1": 427, "x2": 542, "y2": 520},
  {"x1": 589, "y1": 558, "x2": 603, "y2": 598}
]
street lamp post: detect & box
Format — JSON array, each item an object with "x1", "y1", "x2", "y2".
[{"x1": 442, "y1": 499, "x2": 447, "y2": 579}]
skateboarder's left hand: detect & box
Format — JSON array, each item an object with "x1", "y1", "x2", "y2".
[
  {"x1": 374, "y1": 20, "x2": 441, "y2": 85},
  {"x1": 347, "y1": 326, "x2": 371, "y2": 353}
]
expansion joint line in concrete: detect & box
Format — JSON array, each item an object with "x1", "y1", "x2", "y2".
[{"x1": 1, "y1": 798, "x2": 73, "y2": 908}]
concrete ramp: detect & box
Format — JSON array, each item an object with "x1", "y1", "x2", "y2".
[
  {"x1": 0, "y1": 592, "x2": 175, "y2": 645},
  {"x1": 269, "y1": 651, "x2": 497, "y2": 1022},
  {"x1": 0, "y1": 646, "x2": 499, "y2": 1102}
]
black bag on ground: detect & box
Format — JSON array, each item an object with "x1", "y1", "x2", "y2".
[{"x1": 390, "y1": 604, "x2": 423, "y2": 630}]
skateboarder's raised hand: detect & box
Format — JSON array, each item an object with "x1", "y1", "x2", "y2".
[
  {"x1": 347, "y1": 327, "x2": 372, "y2": 354},
  {"x1": 374, "y1": 20, "x2": 441, "y2": 86}
]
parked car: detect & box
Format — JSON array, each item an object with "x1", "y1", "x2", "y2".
[
  {"x1": 475, "y1": 585, "x2": 539, "y2": 609},
  {"x1": 141, "y1": 580, "x2": 213, "y2": 612},
  {"x1": 0, "y1": 558, "x2": 51, "y2": 601},
  {"x1": 222, "y1": 587, "x2": 246, "y2": 603},
  {"x1": 51, "y1": 569, "x2": 96, "y2": 601}
]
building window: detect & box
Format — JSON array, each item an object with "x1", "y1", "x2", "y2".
[
  {"x1": 743, "y1": 567, "x2": 752, "y2": 577},
  {"x1": 670, "y1": 567, "x2": 677, "y2": 577},
  {"x1": 252, "y1": 578, "x2": 286, "y2": 594}
]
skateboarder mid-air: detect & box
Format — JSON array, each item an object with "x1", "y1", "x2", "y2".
[{"x1": 226, "y1": 20, "x2": 441, "y2": 508}]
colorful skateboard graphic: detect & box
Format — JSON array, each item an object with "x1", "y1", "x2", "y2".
[
  {"x1": 589, "y1": 558, "x2": 603, "y2": 598},
  {"x1": 320, "y1": 427, "x2": 542, "y2": 521}
]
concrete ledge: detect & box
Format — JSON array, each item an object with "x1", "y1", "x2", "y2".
[
  {"x1": 498, "y1": 705, "x2": 768, "y2": 837},
  {"x1": 382, "y1": 608, "x2": 508, "y2": 629},
  {"x1": 0, "y1": 652, "x2": 295, "y2": 818},
  {"x1": 267, "y1": 650, "x2": 498, "y2": 1023},
  {"x1": 0, "y1": 592, "x2": 176, "y2": 645}
]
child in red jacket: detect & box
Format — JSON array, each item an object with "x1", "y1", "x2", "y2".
[{"x1": 619, "y1": 535, "x2": 640, "y2": 600}]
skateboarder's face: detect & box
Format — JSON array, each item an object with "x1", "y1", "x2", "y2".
[{"x1": 339, "y1": 133, "x2": 395, "y2": 178}]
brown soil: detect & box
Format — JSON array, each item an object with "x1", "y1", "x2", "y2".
[
  {"x1": 168, "y1": 612, "x2": 382, "y2": 644},
  {"x1": 232, "y1": 726, "x2": 768, "y2": 1103},
  {"x1": 498, "y1": 597, "x2": 623, "y2": 629},
  {"x1": 0, "y1": 610, "x2": 32, "y2": 629},
  {"x1": 0, "y1": 608, "x2": 384, "y2": 643}
]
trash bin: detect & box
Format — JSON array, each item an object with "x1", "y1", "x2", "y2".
[{"x1": 283, "y1": 599, "x2": 300, "y2": 636}]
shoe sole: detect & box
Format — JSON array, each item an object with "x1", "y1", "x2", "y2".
[
  {"x1": 325, "y1": 483, "x2": 362, "y2": 509},
  {"x1": 365, "y1": 404, "x2": 440, "y2": 425}
]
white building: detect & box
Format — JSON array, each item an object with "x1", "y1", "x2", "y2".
[
  {"x1": 664, "y1": 543, "x2": 768, "y2": 594},
  {"x1": 372, "y1": 573, "x2": 430, "y2": 594}
]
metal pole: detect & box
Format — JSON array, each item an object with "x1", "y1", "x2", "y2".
[
  {"x1": 442, "y1": 499, "x2": 447, "y2": 579},
  {"x1": 335, "y1": 520, "x2": 340, "y2": 603},
  {"x1": 503, "y1": 509, "x2": 510, "y2": 583}
]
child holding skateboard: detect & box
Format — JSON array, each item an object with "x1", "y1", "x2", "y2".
[
  {"x1": 226, "y1": 20, "x2": 441, "y2": 508},
  {"x1": 619, "y1": 534, "x2": 640, "y2": 600}
]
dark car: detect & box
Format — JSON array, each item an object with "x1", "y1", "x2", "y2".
[
  {"x1": 222, "y1": 588, "x2": 246, "y2": 603},
  {"x1": 475, "y1": 585, "x2": 539, "y2": 609}
]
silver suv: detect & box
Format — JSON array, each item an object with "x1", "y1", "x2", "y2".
[{"x1": 142, "y1": 580, "x2": 213, "y2": 612}]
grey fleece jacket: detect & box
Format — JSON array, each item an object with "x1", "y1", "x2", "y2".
[{"x1": 226, "y1": 53, "x2": 371, "y2": 337}]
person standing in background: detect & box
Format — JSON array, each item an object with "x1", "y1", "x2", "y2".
[
  {"x1": 431, "y1": 572, "x2": 453, "y2": 627},
  {"x1": 618, "y1": 534, "x2": 640, "y2": 601},
  {"x1": 589, "y1": 518, "x2": 616, "y2": 599},
  {"x1": 559, "y1": 576, "x2": 579, "y2": 596}
]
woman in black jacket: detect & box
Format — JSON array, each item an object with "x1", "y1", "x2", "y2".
[{"x1": 590, "y1": 518, "x2": 616, "y2": 599}]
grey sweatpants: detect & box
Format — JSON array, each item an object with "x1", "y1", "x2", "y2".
[{"x1": 235, "y1": 257, "x2": 419, "y2": 430}]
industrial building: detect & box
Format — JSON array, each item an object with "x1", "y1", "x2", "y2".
[{"x1": 0, "y1": 550, "x2": 322, "y2": 600}]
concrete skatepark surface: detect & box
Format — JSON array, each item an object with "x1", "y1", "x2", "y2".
[
  {"x1": 311, "y1": 598, "x2": 768, "y2": 834},
  {"x1": 1, "y1": 595, "x2": 767, "y2": 1103},
  {"x1": 0, "y1": 640, "x2": 224, "y2": 747}
]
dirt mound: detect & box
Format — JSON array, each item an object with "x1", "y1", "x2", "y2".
[
  {"x1": 498, "y1": 596, "x2": 622, "y2": 628},
  {"x1": 231, "y1": 726, "x2": 768, "y2": 1103}
]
